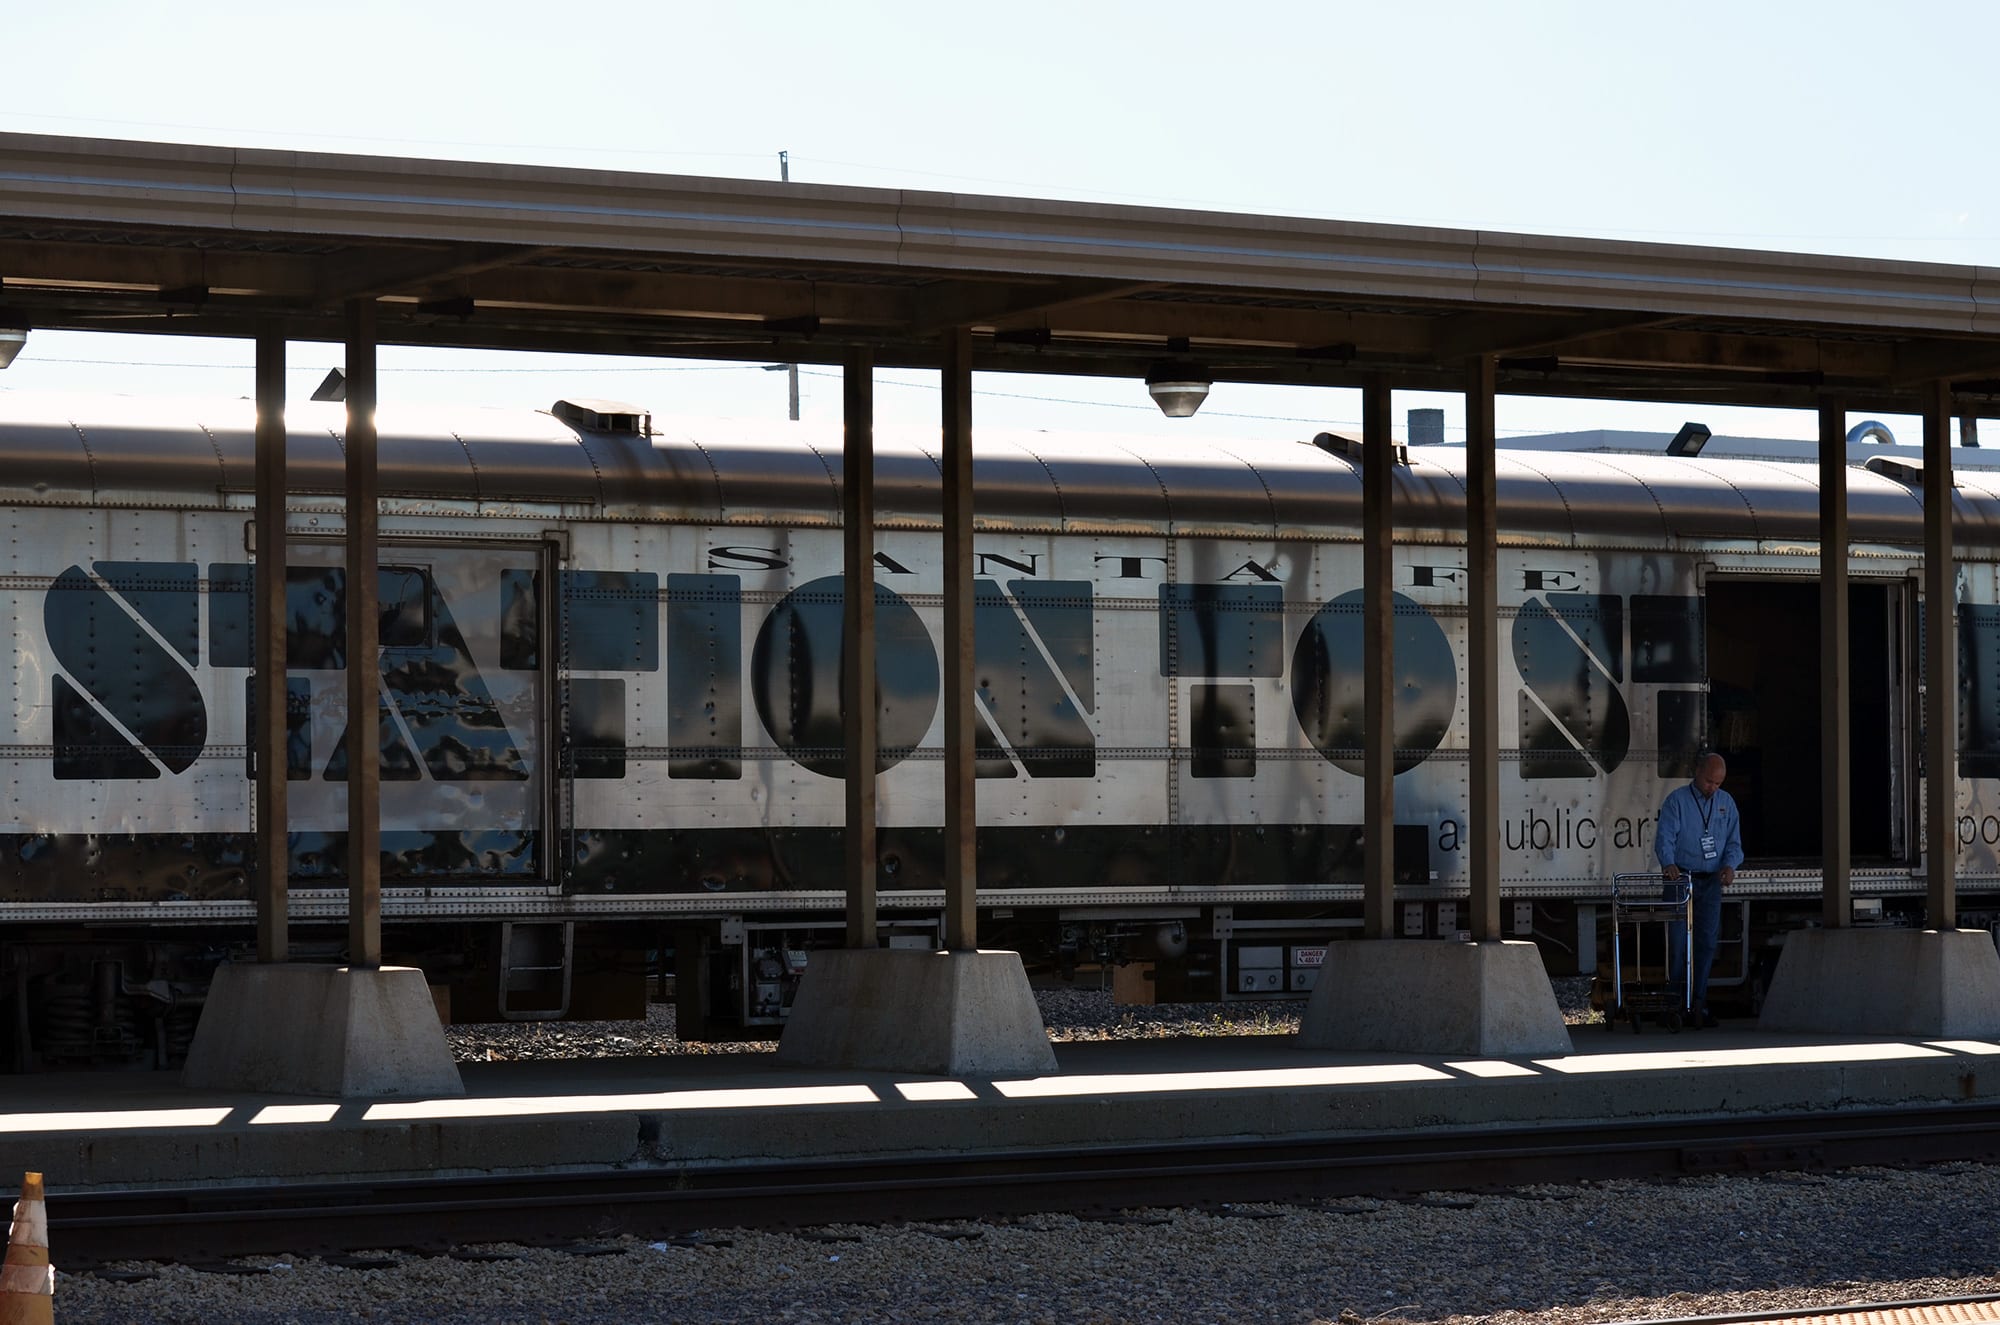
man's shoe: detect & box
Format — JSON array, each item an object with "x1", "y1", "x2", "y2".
[{"x1": 1698, "y1": 1009, "x2": 1720, "y2": 1029}]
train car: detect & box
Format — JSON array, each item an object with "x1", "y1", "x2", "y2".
[{"x1": 2, "y1": 391, "x2": 1996, "y2": 1070}]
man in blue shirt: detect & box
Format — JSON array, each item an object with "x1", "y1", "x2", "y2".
[{"x1": 1654, "y1": 752, "x2": 1744, "y2": 1028}]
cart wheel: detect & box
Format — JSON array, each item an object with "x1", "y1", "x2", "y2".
[{"x1": 1665, "y1": 1013, "x2": 1683, "y2": 1033}]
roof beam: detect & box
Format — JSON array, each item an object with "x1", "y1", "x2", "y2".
[
  {"x1": 1426, "y1": 310, "x2": 1688, "y2": 362},
  {"x1": 1047, "y1": 301, "x2": 1439, "y2": 354},
  {"x1": 1538, "y1": 326, "x2": 1891, "y2": 380},
  {"x1": 0, "y1": 238, "x2": 318, "y2": 299},
  {"x1": 312, "y1": 244, "x2": 565, "y2": 307},
  {"x1": 1888, "y1": 340, "x2": 2000, "y2": 387},
  {"x1": 459, "y1": 266, "x2": 907, "y2": 327},
  {"x1": 904, "y1": 277, "x2": 1168, "y2": 337}
]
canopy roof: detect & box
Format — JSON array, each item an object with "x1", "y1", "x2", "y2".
[{"x1": 3, "y1": 133, "x2": 1999, "y2": 413}]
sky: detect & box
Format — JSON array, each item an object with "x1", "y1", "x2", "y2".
[{"x1": 2, "y1": 0, "x2": 1995, "y2": 448}]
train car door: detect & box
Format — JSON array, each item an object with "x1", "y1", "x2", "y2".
[
  {"x1": 1702, "y1": 579, "x2": 1909, "y2": 866},
  {"x1": 283, "y1": 540, "x2": 549, "y2": 886}
]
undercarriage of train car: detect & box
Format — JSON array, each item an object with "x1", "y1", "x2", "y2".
[{"x1": 2, "y1": 881, "x2": 1981, "y2": 1071}]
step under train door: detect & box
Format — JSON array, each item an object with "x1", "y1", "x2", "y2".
[{"x1": 281, "y1": 539, "x2": 553, "y2": 888}]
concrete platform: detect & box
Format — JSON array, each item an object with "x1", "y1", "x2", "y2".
[{"x1": 9, "y1": 1019, "x2": 2000, "y2": 1192}]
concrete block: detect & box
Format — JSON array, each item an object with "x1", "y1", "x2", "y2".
[
  {"x1": 1294, "y1": 939, "x2": 1572, "y2": 1057},
  {"x1": 775, "y1": 948, "x2": 1059, "y2": 1076},
  {"x1": 1759, "y1": 928, "x2": 2000, "y2": 1037},
  {"x1": 182, "y1": 963, "x2": 465, "y2": 1098}
]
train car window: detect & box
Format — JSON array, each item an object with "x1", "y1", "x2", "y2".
[
  {"x1": 1010, "y1": 580, "x2": 1095, "y2": 713},
  {"x1": 494, "y1": 568, "x2": 662, "y2": 671},
  {"x1": 320, "y1": 698, "x2": 424, "y2": 781},
  {"x1": 561, "y1": 570, "x2": 661, "y2": 672},
  {"x1": 1514, "y1": 598, "x2": 1630, "y2": 777},
  {"x1": 1959, "y1": 605, "x2": 2000, "y2": 778},
  {"x1": 209, "y1": 563, "x2": 430, "y2": 666},
  {"x1": 751, "y1": 575, "x2": 940, "y2": 777},
  {"x1": 499, "y1": 568, "x2": 539, "y2": 669},
  {"x1": 666, "y1": 573, "x2": 742, "y2": 780},
  {"x1": 1158, "y1": 584, "x2": 1284, "y2": 677},
  {"x1": 1190, "y1": 682, "x2": 1256, "y2": 778},
  {"x1": 94, "y1": 561, "x2": 200, "y2": 666},
  {"x1": 1656, "y1": 690, "x2": 1706, "y2": 777},
  {"x1": 1290, "y1": 589, "x2": 1456, "y2": 775},
  {"x1": 975, "y1": 579, "x2": 1095, "y2": 779},
  {"x1": 47, "y1": 564, "x2": 206, "y2": 777},
  {"x1": 377, "y1": 566, "x2": 431, "y2": 649},
  {"x1": 1544, "y1": 593, "x2": 1623, "y2": 682},
  {"x1": 242, "y1": 676, "x2": 314, "y2": 780},
  {"x1": 1630, "y1": 595, "x2": 1705, "y2": 683},
  {"x1": 567, "y1": 677, "x2": 626, "y2": 780}
]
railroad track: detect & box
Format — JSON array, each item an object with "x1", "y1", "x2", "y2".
[
  {"x1": 1638, "y1": 1296, "x2": 2000, "y2": 1325},
  {"x1": 48, "y1": 1102, "x2": 2000, "y2": 1267}
]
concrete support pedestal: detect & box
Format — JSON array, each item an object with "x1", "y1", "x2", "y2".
[
  {"x1": 775, "y1": 948, "x2": 1058, "y2": 1076},
  {"x1": 182, "y1": 963, "x2": 464, "y2": 1098},
  {"x1": 1758, "y1": 928, "x2": 2000, "y2": 1037},
  {"x1": 1296, "y1": 939, "x2": 1572, "y2": 1057}
]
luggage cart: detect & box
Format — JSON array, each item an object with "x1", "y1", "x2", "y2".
[{"x1": 1608, "y1": 872, "x2": 1693, "y2": 1033}]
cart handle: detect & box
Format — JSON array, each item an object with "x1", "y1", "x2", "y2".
[{"x1": 1611, "y1": 871, "x2": 1691, "y2": 903}]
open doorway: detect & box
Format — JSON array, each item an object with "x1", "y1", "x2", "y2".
[{"x1": 1703, "y1": 580, "x2": 1905, "y2": 865}]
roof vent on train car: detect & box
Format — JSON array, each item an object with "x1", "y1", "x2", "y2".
[
  {"x1": 1313, "y1": 431, "x2": 1408, "y2": 466},
  {"x1": 1847, "y1": 420, "x2": 1897, "y2": 446},
  {"x1": 551, "y1": 399, "x2": 652, "y2": 436},
  {"x1": 1863, "y1": 455, "x2": 1954, "y2": 487}
]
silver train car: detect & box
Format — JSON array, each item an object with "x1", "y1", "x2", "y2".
[{"x1": 3, "y1": 393, "x2": 1998, "y2": 1069}]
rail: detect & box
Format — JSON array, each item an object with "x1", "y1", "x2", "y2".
[{"x1": 45, "y1": 1101, "x2": 2000, "y2": 1267}]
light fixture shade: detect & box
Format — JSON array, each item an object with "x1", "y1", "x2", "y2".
[
  {"x1": 1666, "y1": 421, "x2": 1711, "y2": 456},
  {"x1": 1147, "y1": 380, "x2": 1209, "y2": 418},
  {"x1": 1145, "y1": 361, "x2": 1211, "y2": 418},
  {"x1": 0, "y1": 326, "x2": 25, "y2": 371}
]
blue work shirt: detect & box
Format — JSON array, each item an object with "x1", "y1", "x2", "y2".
[{"x1": 1655, "y1": 782, "x2": 1744, "y2": 875}]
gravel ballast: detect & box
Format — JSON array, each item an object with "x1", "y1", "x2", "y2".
[
  {"x1": 441, "y1": 976, "x2": 1604, "y2": 1062},
  {"x1": 49, "y1": 1165, "x2": 2000, "y2": 1324},
  {"x1": 63, "y1": 977, "x2": 1927, "y2": 1323}
]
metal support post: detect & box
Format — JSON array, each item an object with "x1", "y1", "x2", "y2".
[
  {"x1": 344, "y1": 301, "x2": 382, "y2": 969},
  {"x1": 1361, "y1": 379, "x2": 1396, "y2": 939},
  {"x1": 842, "y1": 345, "x2": 879, "y2": 949},
  {"x1": 253, "y1": 325, "x2": 289, "y2": 964},
  {"x1": 1923, "y1": 380, "x2": 1956, "y2": 928},
  {"x1": 941, "y1": 328, "x2": 977, "y2": 951},
  {"x1": 1465, "y1": 357, "x2": 1500, "y2": 941},
  {"x1": 1819, "y1": 398, "x2": 1851, "y2": 928}
]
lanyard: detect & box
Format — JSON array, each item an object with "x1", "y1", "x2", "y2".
[{"x1": 1694, "y1": 789, "x2": 1716, "y2": 833}]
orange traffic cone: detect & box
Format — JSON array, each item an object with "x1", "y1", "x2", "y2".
[{"x1": 0, "y1": 1172, "x2": 53, "y2": 1325}]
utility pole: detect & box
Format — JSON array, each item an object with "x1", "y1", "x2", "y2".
[{"x1": 780, "y1": 150, "x2": 799, "y2": 422}]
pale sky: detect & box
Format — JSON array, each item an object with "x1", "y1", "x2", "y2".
[{"x1": 2, "y1": 0, "x2": 1991, "y2": 447}]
